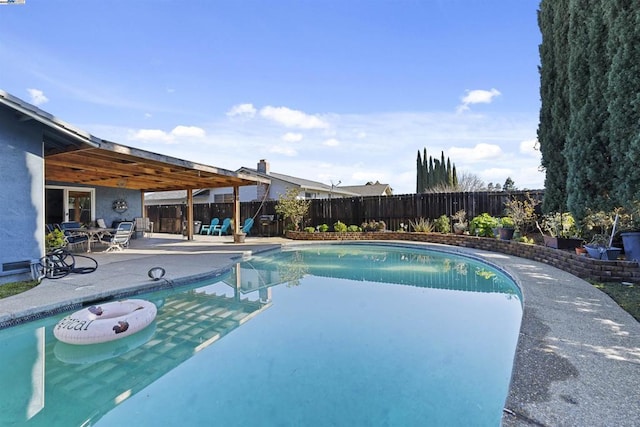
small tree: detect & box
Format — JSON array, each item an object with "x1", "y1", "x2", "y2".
[
  {"x1": 275, "y1": 188, "x2": 311, "y2": 231},
  {"x1": 504, "y1": 193, "x2": 540, "y2": 234}
]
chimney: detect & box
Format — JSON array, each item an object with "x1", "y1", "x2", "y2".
[{"x1": 257, "y1": 159, "x2": 270, "y2": 174}]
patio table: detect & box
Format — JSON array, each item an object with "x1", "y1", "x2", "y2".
[{"x1": 66, "y1": 228, "x2": 115, "y2": 253}]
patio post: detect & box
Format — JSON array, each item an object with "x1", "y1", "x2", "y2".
[
  {"x1": 186, "y1": 189, "x2": 194, "y2": 240},
  {"x1": 233, "y1": 185, "x2": 242, "y2": 242}
]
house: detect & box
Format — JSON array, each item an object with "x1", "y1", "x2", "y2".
[
  {"x1": 0, "y1": 90, "x2": 265, "y2": 285},
  {"x1": 339, "y1": 181, "x2": 393, "y2": 197},
  {"x1": 146, "y1": 159, "x2": 392, "y2": 205}
]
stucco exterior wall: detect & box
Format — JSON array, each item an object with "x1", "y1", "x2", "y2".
[
  {"x1": 45, "y1": 182, "x2": 143, "y2": 227},
  {"x1": 0, "y1": 108, "x2": 45, "y2": 284},
  {"x1": 95, "y1": 187, "x2": 143, "y2": 227}
]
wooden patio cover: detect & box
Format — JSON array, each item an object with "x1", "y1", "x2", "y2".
[{"x1": 44, "y1": 138, "x2": 264, "y2": 192}]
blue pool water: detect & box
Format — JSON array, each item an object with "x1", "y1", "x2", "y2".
[{"x1": 0, "y1": 243, "x2": 522, "y2": 426}]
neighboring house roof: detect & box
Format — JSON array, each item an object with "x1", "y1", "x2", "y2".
[
  {"x1": 144, "y1": 189, "x2": 210, "y2": 204},
  {"x1": 237, "y1": 167, "x2": 360, "y2": 197},
  {"x1": 340, "y1": 182, "x2": 393, "y2": 197}
]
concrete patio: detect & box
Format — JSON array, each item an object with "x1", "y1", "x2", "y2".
[{"x1": 0, "y1": 234, "x2": 638, "y2": 426}]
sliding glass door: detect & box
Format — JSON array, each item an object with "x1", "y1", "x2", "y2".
[{"x1": 45, "y1": 186, "x2": 95, "y2": 225}]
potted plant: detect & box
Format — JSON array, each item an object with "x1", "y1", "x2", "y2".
[
  {"x1": 537, "y1": 212, "x2": 583, "y2": 250},
  {"x1": 619, "y1": 202, "x2": 640, "y2": 262},
  {"x1": 451, "y1": 210, "x2": 468, "y2": 235},
  {"x1": 497, "y1": 216, "x2": 515, "y2": 240},
  {"x1": 582, "y1": 210, "x2": 622, "y2": 260},
  {"x1": 584, "y1": 234, "x2": 622, "y2": 260}
]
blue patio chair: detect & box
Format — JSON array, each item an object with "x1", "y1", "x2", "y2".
[
  {"x1": 200, "y1": 218, "x2": 220, "y2": 235},
  {"x1": 241, "y1": 218, "x2": 254, "y2": 235},
  {"x1": 211, "y1": 218, "x2": 231, "y2": 236},
  {"x1": 59, "y1": 221, "x2": 89, "y2": 252}
]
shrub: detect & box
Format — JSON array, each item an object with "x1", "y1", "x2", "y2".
[
  {"x1": 541, "y1": 212, "x2": 577, "y2": 238},
  {"x1": 517, "y1": 235, "x2": 535, "y2": 244},
  {"x1": 333, "y1": 221, "x2": 347, "y2": 233},
  {"x1": 410, "y1": 217, "x2": 434, "y2": 232},
  {"x1": 504, "y1": 193, "x2": 539, "y2": 234},
  {"x1": 45, "y1": 229, "x2": 66, "y2": 251},
  {"x1": 500, "y1": 217, "x2": 515, "y2": 228},
  {"x1": 361, "y1": 220, "x2": 386, "y2": 232},
  {"x1": 451, "y1": 209, "x2": 467, "y2": 224},
  {"x1": 347, "y1": 225, "x2": 361, "y2": 232},
  {"x1": 470, "y1": 213, "x2": 499, "y2": 237},
  {"x1": 318, "y1": 224, "x2": 329, "y2": 232},
  {"x1": 303, "y1": 227, "x2": 316, "y2": 233},
  {"x1": 434, "y1": 215, "x2": 451, "y2": 233}
]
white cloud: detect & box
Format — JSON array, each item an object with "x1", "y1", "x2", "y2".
[
  {"x1": 227, "y1": 103, "x2": 257, "y2": 117},
  {"x1": 457, "y1": 88, "x2": 501, "y2": 113},
  {"x1": 27, "y1": 88, "x2": 48, "y2": 106},
  {"x1": 282, "y1": 132, "x2": 303, "y2": 142},
  {"x1": 128, "y1": 125, "x2": 205, "y2": 143},
  {"x1": 269, "y1": 145, "x2": 297, "y2": 156},
  {"x1": 260, "y1": 106, "x2": 328, "y2": 129},
  {"x1": 323, "y1": 138, "x2": 340, "y2": 147},
  {"x1": 483, "y1": 168, "x2": 513, "y2": 183},
  {"x1": 352, "y1": 170, "x2": 387, "y2": 182},
  {"x1": 519, "y1": 138, "x2": 539, "y2": 156},
  {"x1": 449, "y1": 143, "x2": 503, "y2": 161},
  {"x1": 130, "y1": 129, "x2": 173, "y2": 142},
  {"x1": 171, "y1": 125, "x2": 205, "y2": 138}
]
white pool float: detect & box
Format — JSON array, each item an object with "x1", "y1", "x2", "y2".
[{"x1": 54, "y1": 299, "x2": 157, "y2": 345}]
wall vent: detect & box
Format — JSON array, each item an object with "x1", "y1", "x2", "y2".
[{"x1": 3, "y1": 260, "x2": 31, "y2": 272}]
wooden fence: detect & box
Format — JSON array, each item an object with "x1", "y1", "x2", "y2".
[{"x1": 145, "y1": 190, "x2": 544, "y2": 236}]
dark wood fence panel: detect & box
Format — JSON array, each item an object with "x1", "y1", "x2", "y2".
[{"x1": 146, "y1": 190, "x2": 544, "y2": 235}]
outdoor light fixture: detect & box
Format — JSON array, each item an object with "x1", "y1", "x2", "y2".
[{"x1": 148, "y1": 267, "x2": 166, "y2": 281}]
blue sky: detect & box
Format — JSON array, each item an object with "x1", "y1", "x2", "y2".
[{"x1": 1, "y1": 0, "x2": 543, "y2": 194}]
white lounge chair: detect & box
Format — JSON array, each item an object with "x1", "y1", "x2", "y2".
[{"x1": 103, "y1": 222, "x2": 134, "y2": 252}]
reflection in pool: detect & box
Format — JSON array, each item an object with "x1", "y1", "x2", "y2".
[{"x1": 0, "y1": 243, "x2": 522, "y2": 426}]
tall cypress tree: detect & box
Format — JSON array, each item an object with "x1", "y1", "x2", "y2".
[
  {"x1": 566, "y1": 0, "x2": 614, "y2": 218},
  {"x1": 607, "y1": 0, "x2": 640, "y2": 207},
  {"x1": 539, "y1": 0, "x2": 640, "y2": 217},
  {"x1": 416, "y1": 150, "x2": 424, "y2": 193},
  {"x1": 415, "y1": 148, "x2": 458, "y2": 192},
  {"x1": 538, "y1": 0, "x2": 570, "y2": 213}
]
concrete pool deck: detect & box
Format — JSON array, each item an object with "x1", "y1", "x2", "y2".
[{"x1": 0, "y1": 234, "x2": 638, "y2": 426}]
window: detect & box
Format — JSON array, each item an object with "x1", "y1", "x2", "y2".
[{"x1": 214, "y1": 193, "x2": 234, "y2": 203}]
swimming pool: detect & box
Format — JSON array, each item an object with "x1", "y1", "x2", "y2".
[{"x1": 0, "y1": 243, "x2": 522, "y2": 426}]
